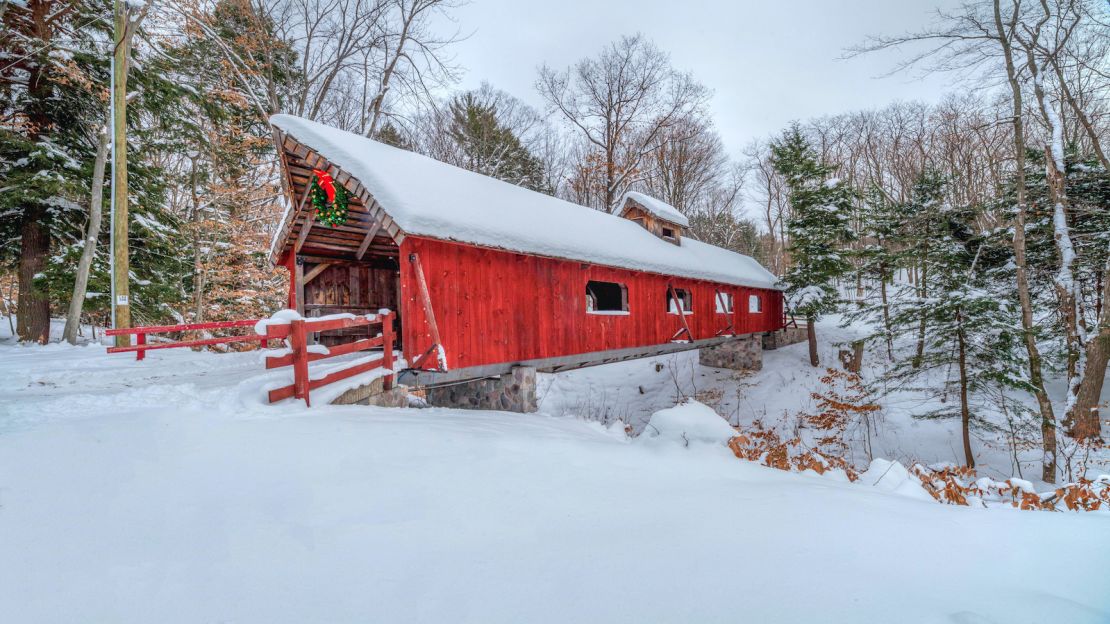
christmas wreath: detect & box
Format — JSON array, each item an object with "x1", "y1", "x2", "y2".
[{"x1": 309, "y1": 168, "x2": 349, "y2": 227}]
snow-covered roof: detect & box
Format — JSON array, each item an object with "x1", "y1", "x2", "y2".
[
  {"x1": 620, "y1": 191, "x2": 690, "y2": 228},
  {"x1": 270, "y1": 115, "x2": 781, "y2": 290}
]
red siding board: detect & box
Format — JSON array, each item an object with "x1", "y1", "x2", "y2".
[{"x1": 400, "y1": 237, "x2": 784, "y2": 370}]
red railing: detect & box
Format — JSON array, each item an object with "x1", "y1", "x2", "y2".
[
  {"x1": 262, "y1": 311, "x2": 395, "y2": 406},
  {"x1": 106, "y1": 319, "x2": 268, "y2": 360}
]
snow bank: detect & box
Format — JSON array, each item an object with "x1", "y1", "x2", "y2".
[
  {"x1": 3, "y1": 344, "x2": 1110, "y2": 623},
  {"x1": 270, "y1": 115, "x2": 780, "y2": 290},
  {"x1": 639, "y1": 399, "x2": 737, "y2": 446},
  {"x1": 858, "y1": 459, "x2": 935, "y2": 502}
]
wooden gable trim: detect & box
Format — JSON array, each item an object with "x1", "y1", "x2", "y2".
[{"x1": 268, "y1": 131, "x2": 406, "y2": 265}]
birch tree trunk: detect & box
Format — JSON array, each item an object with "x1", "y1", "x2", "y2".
[{"x1": 63, "y1": 124, "x2": 110, "y2": 345}]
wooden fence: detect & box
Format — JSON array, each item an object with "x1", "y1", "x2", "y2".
[
  {"x1": 105, "y1": 319, "x2": 268, "y2": 361},
  {"x1": 261, "y1": 311, "x2": 395, "y2": 406},
  {"x1": 106, "y1": 312, "x2": 396, "y2": 408}
]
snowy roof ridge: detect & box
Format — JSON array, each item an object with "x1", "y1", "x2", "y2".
[
  {"x1": 270, "y1": 114, "x2": 781, "y2": 290},
  {"x1": 620, "y1": 191, "x2": 690, "y2": 228}
]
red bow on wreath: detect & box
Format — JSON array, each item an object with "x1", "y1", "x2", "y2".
[
  {"x1": 312, "y1": 168, "x2": 336, "y2": 202},
  {"x1": 308, "y1": 168, "x2": 350, "y2": 227}
]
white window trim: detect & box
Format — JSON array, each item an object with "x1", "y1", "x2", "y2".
[
  {"x1": 667, "y1": 297, "x2": 693, "y2": 315},
  {"x1": 715, "y1": 292, "x2": 734, "y2": 314},
  {"x1": 748, "y1": 294, "x2": 763, "y2": 313},
  {"x1": 587, "y1": 310, "x2": 631, "y2": 316}
]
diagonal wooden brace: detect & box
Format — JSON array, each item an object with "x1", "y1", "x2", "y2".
[
  {"x1": 409, "y1": 252, "x2": 448, "y2": 371},
  {"x1": 667, "y1": 282, "x2": 693, "y2": 342}
]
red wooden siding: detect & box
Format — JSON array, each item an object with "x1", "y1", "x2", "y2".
[{"x1": 400, "y1": 237, "x2": 784, "y2": 371}]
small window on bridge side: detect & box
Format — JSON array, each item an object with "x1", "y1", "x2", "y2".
[
  {"x1": 749, "y1": 294, "x2": 763, "y2": 313},
  {"x1": 715, "y1": 292, "x2": 733, "y2": 314},
  {"x1": 586, "y1": 280, "x2": 628, "y2": 314},
  {"x1": 667, "y1": 288, "x2": 692, "y2": 314}
]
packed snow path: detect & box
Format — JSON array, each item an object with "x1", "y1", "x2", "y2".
[{"x1": 1, "y1": 341, "x2": 1109, "y2": 622}]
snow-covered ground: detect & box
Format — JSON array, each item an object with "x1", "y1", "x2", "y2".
[
  {"x1": 542, "y1": 316, "x2": 1110, "y2": 486},
  {"x1": 2, "y1": 320, "x2": 1109, "y2": 622}
]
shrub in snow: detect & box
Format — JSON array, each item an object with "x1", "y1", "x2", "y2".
[
  {"x1": 640, "y1": 399, "x2": 737, "y2": 446},
  {"x1": 910, "y1": 464, "x2": 1110, "y2": 512},
  {"x1": 799, "y1": 368, "x2": 881, "y2": 460},
  {"x1": 726, "y1": 419, "x2": 859, "y2": 481}
]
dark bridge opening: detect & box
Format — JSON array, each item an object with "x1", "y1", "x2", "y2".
[{"x1": 586, "y1": 280, "x2": 628, "y2": 313}]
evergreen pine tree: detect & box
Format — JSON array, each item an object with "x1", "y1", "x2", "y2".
[
  {"x1": 897, "y1": 172, "x2": 950, "y2": 369},
  {"x1": 374, "y1": 122, "x2": 412, "y2": 150},
  {"x1": 155, "y1": 0, "x2": 300, "y2": 324},
  {"x1": 1, "y1": 0, "x2": 107, "y2": 341},
  {"x1": 1, "y1": 0, "x2": 197, "y2": 337},
  {"x1": 771, "y1": 126, "x2": 853, "y2": 366},
  {"x1": 445, "y1": 93, "x2": 550, "y2": 193},
  {"x1": 884, "y1": 183, "x2": 1027, "y2": 468},
  {"x1": 842, "y1": 186, "x2": 907, "y2": 361}
]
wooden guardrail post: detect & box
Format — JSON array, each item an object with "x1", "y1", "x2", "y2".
[
  {"x1": 135, "y1": 333, "x2": 146, "y2": 361},
  {"x1": 382, "y1": 311, "x2": 394, "y2": 391},
  {"x1": 290, "y1": 318, "x2": 310, "y2": 406}
]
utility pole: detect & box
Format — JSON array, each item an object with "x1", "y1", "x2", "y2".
[{"x1": 110, "y1": 0, "x2": 144, "y2": 346}]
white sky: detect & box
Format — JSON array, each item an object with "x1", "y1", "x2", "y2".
[{"x1": 438, "y1": 0, "x2": 965, "y2": 155}]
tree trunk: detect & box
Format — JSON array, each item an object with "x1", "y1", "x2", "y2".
[
  {"x1": 1025, "y1": 43, "x2": 1084, "y2": 420},
  {"x1": 1071, "y1": 260, "x2": 1110, "y2": 440},
  {"x1": 956, "y1": 310, "x2": 974, "y2": 468},
  {"x1": 188, "y1": 157, "x2": 206, "y2": 324},
  {"x1": 1014, "y1": 204, "x2": 1059, "y2": 484},
  {"x1": 807, "y1": 315, "x2": 819, "y2": 367},
  {"x1": 913, "y1": 252, "x2": 927, "y2": 369},
  {"x1": 17, "y1": 204, "x2": 50, "y2": 343},
  {"x1": 63, "y1": 124, "x2": 110, "y2": 345},
  {"x1": 880, "y1": 268, "x2": 892, "y2": 361},
  {"x1": 110, "y1": 0, "x2": 133, "y2": 346},
  {"x1": 366, "y1": 3, "x2": 415, "y2": 137},
  {"x1": 994, "y1": 0, "x2": 1056, "y2": 483},
  {"x1": 1072, "y1": 333, "x2": 1108, "y2": 440}
]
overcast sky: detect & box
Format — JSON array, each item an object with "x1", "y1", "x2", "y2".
[{"x1": 439, "y1": 0, "x2": 965, "y2": 155}]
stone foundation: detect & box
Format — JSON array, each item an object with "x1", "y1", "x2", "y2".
[
  {"x1": 330, "y1": 375, "x2": 410, "y2": 407},
  {"x1": 699, "y1": 334, "x2": 762, "y2": 371},
  {"x1": 425, "y1": 366, "x2": 538, "y2": 413},
  {"x1": 762, "y1": 325, "x2": 808, "y2": 350}
]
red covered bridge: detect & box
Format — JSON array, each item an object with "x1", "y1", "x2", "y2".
[{"x1": 268, "y1": 115, "x2": 785, "y2": 391}]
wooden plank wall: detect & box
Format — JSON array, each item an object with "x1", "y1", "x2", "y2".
[
  {"x1": 304, "y1": 262, "x2": 399, "y2": 345},
  {"x1": 400, "y1": 237, "x2": 785, "y2": 370}
]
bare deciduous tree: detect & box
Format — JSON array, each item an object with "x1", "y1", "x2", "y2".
[{"x1": 537, "y1": 34, "x2": 709, "y2": 212}]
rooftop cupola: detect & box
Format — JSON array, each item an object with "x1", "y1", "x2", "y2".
[{"x1": 618, "y1": 192, "x2": 688, "y2": 245}]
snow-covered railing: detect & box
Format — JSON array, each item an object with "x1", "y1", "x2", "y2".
[
  {"x1": 106, "y1": 319, "x2": 269, "y2": 361},
  {"x1": 259, "y1": 310, "x2": 396, "y2": 407}
]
